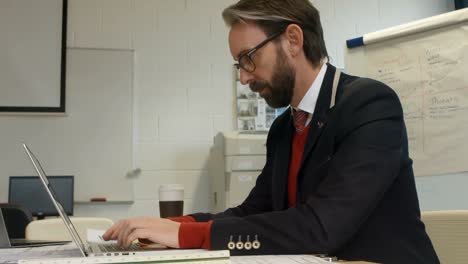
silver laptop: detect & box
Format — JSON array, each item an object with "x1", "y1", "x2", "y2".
[
  {"x1": 0, "y1": 208, "x2": 68, "y2": 248},
  {"x1": 22, "y1": 143, "x2": 167, "y2": 257},
  {"x1": 0, "y1": 209, "x2": 13, "y2": 248}
]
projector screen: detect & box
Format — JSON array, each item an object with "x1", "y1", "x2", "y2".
[{"x1": 0, "y1": 0, "x2": 67, "y2": 113}]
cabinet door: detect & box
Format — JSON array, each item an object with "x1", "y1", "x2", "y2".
[
  {"x1": 227, "y1": 171, "x2": 260, "y2": 207},
  {"x1": 227, "y1": 155, "x2": 266, "y2": 172}
]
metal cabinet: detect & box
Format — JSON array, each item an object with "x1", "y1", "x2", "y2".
[{"x1": 210, "y1": 131, "x2": 267, "y2": 212}]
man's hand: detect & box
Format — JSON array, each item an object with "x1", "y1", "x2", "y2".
[{"x1": 102, "y1": 217, "x2": 181, "y2": 249}]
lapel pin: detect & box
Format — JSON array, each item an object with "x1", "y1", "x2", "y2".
[{"x1": 317, "y1": 121, "x2": 324, "y2": 128}]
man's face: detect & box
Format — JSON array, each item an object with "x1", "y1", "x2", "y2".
[{"x1": 229, "y1": 22, "x2": 295, "y2": 108}]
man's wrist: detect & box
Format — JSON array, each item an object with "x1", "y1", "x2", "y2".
[{"x1": 178, "y1": 221, "x2": 213, "y2": 249}]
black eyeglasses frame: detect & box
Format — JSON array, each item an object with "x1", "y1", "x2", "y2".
[{"x1": 234, "y1": 29, "x2": 286, "y2": 73}]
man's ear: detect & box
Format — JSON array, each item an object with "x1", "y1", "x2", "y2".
[{"x1": 285, "y1": 24, "x2": 304, "y2": 57}]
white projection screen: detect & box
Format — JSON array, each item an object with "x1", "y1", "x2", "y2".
[{"x1": 0, "y1": 0, "x2": 67, "y2": 113}]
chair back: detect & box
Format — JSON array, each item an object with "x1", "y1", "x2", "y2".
[
  {"x1": 422, "y1": 210, "x2": 468, "y2": 264},
  {"x1": 0, "y1": 203, "x2": 33, "y2": 239},
  {"x1": 26, "y1": 217, "x2": 113, "y2": 241}
]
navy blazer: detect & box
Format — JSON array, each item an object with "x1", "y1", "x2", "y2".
[{"x1": 192, "y1": 64, "x2": 439, "y2": 264}]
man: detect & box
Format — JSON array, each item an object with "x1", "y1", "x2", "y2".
[{"x1": 104, "y1": 1, "x2": 440, "y2": 263}]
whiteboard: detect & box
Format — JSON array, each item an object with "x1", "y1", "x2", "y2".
[
  {"x1": 0, "y1": 48, "x2": 134, "y2": 202},
  {"x1": 0, "y1": 0, "x2": 66, "y2": 112},
  {"x1": 345, "y1": 9, "x2": 468, "y2": 177}
]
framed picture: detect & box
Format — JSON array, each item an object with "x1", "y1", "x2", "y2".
[{"x1": 0, "y1": 0, "x2": 67, "y2": 113}]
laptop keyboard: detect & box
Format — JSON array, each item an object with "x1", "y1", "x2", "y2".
[{"x1": 97, "y1": 243, "x2": 142, "y2": 252}]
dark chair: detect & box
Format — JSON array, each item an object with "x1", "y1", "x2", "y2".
[{"x1": 0, "y1": 203, "x2": 33, "y2": 239}]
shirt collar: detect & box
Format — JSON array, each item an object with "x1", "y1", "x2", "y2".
[{"x1": 290, "y1": 63, "x2": 328, "y2": 115}]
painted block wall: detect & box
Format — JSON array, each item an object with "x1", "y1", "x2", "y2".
[{"x1": 63, "y1": 0, "x2": 455, "y2": 221}]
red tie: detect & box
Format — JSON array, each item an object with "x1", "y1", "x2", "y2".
[{"x1": 292, "y1": 109, "x2": 309, "y2": 133}]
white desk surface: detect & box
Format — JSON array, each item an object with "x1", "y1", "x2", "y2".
[{"x1": 0, "y1": 244, "x2": 375, "y2": 264}]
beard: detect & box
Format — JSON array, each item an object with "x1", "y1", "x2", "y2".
[{"x1": 249, "y1": 46, "x2": 295, "y2": 108}]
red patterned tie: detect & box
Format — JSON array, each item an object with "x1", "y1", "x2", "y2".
[{"x1": 292, "y1": 109, "x2": 309, "y2": 133}]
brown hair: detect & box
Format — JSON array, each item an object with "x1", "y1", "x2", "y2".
[{"x1": 222, "y1": 0, "x2": 328, "y2": 67}]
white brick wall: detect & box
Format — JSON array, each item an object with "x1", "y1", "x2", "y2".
[{"x1": 70, "y1": 0, "x2": 454, "y2": 220}]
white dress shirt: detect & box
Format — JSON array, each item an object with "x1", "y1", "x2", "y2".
[{"x1": 291, "y1": 63, "x2": 328, "y2": 126}]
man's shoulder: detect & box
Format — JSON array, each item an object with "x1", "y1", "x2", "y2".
[
  {"x1": 336, "y1": 74, "x2": 400, "y2": 108},
  {"x1": 332, "y1": 74, "x2": 404, "y2": 133}
]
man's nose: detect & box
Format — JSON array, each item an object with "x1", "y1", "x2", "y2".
[{"x1": 239, "y1": 68, "x2": 255, "y2": 85}]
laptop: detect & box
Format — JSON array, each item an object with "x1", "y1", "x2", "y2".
[
  {"x1": 22, "y1": 143, "x2": 172, "y2": 257},
  {"x1": 0, "y1": 208, "x2": 68, "y2": 248}
]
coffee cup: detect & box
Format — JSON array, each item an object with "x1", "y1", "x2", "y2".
[{"x1": 158, "y1": 184, "x2": 184, "y2": 218}]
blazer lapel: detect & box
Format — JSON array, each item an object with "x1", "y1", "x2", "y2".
[
  {"x1": 271, "y1": 65, "x2": 340, "y2": 209},
  {"x1": 300, "y1": 64, "x2": 337, "y2": 167},
  {"x1": 272, "y1": 111, "x2": 294, "y2": 210}
]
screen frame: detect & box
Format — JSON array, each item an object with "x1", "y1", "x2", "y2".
[
  {"x1": 0, "y1": 0, "x2": 68, "y2": 113},
  {"x1": 8, "y1": 176, "x2": 74, "y2": 216},
  {"x1": 455, "y1": 0, "x2": 468, "y2": 9}
]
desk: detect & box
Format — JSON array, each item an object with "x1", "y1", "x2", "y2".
[
  {"x1": 340, "y1": 262, "x2": 376, "y2": 264},
  {"x1": 0, "y1": 245, "x2": 375, "y2": 264}
]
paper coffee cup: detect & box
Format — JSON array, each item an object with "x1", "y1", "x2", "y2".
[{"x1": 158, "y1": 184, "x2": 184, "y2": 218}]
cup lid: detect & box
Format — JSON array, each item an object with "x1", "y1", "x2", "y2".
[{"x1": 159, "y1": 184, "x2": 184, "y2": 191}]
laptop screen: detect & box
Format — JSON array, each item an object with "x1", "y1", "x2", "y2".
[
  {"x1": 9, "y1": 176, "x2": 74, "y2": 217},
  {"x1": 22, "y1": 144, "x2": 87, "y2": 257}
]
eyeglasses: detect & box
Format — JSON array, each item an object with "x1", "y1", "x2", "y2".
[{"x1": 234, "y1": 29, "x2": 285, "y2": 73}]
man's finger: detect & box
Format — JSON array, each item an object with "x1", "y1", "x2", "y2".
[
  {"x1": 118, "y1": 218, "x2": 145, "y2": 247},
  {"x1": 102, "y1": 223, "x2": 119, "y2": 240},
  {"x1": 125, "y1": 228, "x2": 150, "y2": 248},
  {"x1": 118, "y1": 218, "x2": 151, "y2": 246},
  {"x1": 117, "y1": 221, "x2": 130, "y2": 247}
]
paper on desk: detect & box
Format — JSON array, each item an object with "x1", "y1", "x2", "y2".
[
  {"x1": 87, "y1": 229, "x2": 115, "y2": 243},
  {"x1": 0, "y1": 243, "x2": 82, "y2": 264},
  {"x1": 231, "y1": 255, "x2": 332, "y2": 264}
]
